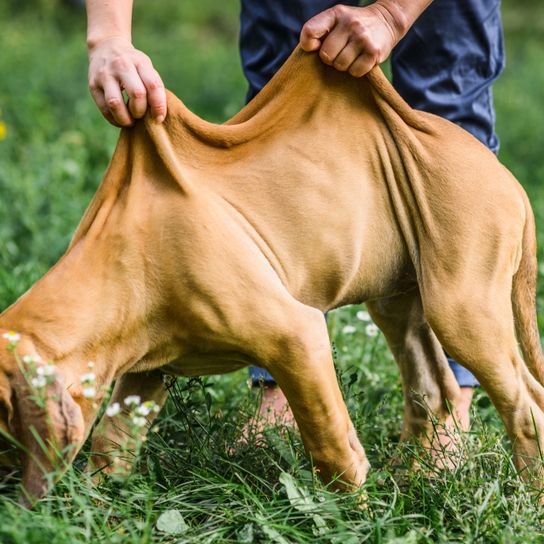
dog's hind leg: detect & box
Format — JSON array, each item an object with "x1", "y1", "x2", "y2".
[
  {"x1": 88, "y1": 370, "x2": 168, "y2": 477},
  {"x1": 424, "y1": 280, "x2": 544, "y2": 486},
  {"x1": 366, "y1": 290, "x2": 463, "y2": 458},
  {"x1": 260, "y1": 304, "x2": 370, "y2": 490}
]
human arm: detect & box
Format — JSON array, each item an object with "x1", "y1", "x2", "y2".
[
  {"x1": 300, "y1": 0, "x2": 433, "y2": 77},
  {"x1": 86, "y1": 0, "x2": 167, "y2": 127}
]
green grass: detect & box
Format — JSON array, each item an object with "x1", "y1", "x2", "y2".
[{"x1": 1, "y1": 1, "x2": 544, "y2": 542}]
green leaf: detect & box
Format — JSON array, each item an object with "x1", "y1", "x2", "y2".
[
  {"x1": 386, "y1": 529, "x2": 419, "y2": 544},
  {"x1": 280, "y1": 472, "x2": 330, "y2": 536},
  {"x1": 237, "y1": 523, "x2": 254, "y2": 543},
  {"x1": 259, "y1": 523, "x2": 290, "y2": 544},
  {"x1": 279, "y1": 472, "x2": 315, "y2": 513},
  {"x1": 156, "y1": 509, "x2": 188, "y2": 535}
]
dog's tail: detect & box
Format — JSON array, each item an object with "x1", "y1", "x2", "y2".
[{"x1": 512, "y1": 189, "x2": 544, "y2": 385}]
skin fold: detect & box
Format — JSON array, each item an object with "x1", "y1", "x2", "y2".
[
  {"x1": 0, "y1": 47, "x2": 542, "y2": 503},
  {"x1": 85, "y1": 0, "x2": 432, "y2": 127}
]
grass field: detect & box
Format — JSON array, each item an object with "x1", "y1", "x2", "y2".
[{"x1": 1, "y1": 1, "x2": 544, "y2": 542}]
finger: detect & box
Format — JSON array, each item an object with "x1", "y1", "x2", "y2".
[
  {"x1": 348, "y1": 51, "x2": 377, "y2": 78},
  {"x1": 118, "y1": 65, "x2": 148, "y2": 119},
  {"x1": 102, "y1": 78, "x2": 133, "y2": 127},
  {"x1": 89, "y1": 85, "x2": 122, "y2": 127},
  {"x1": 319, "y1": 26, "x2": 350, "y2": 66},
  {"x1": 332, "y1": 39, "x2": 363, "y2": 72},
  {"x1": 300, "y1": 7, "x2": 339, "y2": 51},
  {"x1": 136, "y1": 63, "x2": 167, "y2": 122}
]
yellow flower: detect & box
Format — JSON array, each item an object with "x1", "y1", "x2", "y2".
[{"x1": 0, "y1": 121, "x2": 6, "y2": 140}]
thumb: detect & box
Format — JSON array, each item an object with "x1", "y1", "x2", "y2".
[{"x1": 300, "y1": 7, "x2": 339, "y2": 51}]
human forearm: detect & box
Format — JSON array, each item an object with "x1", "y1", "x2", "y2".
[
  {"x1": 84, "y1": 0, "x2": 166, "y2": 127},
  {"x1": 300, "y1": 1, "x2": 433, "y2": 77},
  {"x1": 373, "y1": 0, "x2": 433, "y2": 41},
  {"x1": 86, "y1": 0, "x2": 134, "y2": 50}
]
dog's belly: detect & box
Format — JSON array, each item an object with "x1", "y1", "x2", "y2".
[
  {"x1": 331, "y1": 262, "x2": 417, "y2": 309},
  {"x1": 293, "y1": 220, "x2": 416, "y2": 311},
  {"x1": 163, "y1": 352, "x2": 252, "y2": 377}
]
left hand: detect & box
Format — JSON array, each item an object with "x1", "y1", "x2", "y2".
[{"x1": 299, "y1": 3, "x2": 402, "y2": 77}]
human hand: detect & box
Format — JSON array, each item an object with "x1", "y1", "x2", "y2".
[
  {"x1": 87, "y1": 37, "x2": 167, "y2": 127},
  {"x1": 300, "y1": 2, "x2": 405, "y2": 77}
]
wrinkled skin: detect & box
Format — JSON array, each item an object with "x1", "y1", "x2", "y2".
[
  {"x1": 1, "y1": 48, "x2": 543, "y2": 504},
  {"x1": 86, "y1": 1, "x2": 430, "y2": 126}
]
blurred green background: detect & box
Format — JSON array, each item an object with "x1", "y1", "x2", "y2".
[
  {"x1": 1, "y1": 1, "x2": 544, "y2": 542},
  {"x1": 0, "y1": 0, "x2": 248, "y2": 303},
  {"x1": 0, "y1": 0, "x2": 543, "y2": 308}
]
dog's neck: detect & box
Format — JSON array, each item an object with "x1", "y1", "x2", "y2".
[{"x1": 0, "y1": 215, "x2": 165, "y2": 397}]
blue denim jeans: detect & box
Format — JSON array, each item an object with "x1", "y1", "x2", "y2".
[{"x1": 242, "y1": 0, "x2": 505, "y2": 387}]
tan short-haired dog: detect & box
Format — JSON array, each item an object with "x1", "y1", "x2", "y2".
[{"x1": 1, "y1": 47, "x2": 543, "y2": 503}]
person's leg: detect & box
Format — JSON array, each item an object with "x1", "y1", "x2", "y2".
[
  {"x1": 247, "y1": 366, "x2": 294, "y2": 428},
  {"x1": 239, "y1": 0, "x2": 358, "y2": 422},
  {"x1": 391, "y1": 0, "x2": 504, "y2": 152},
  {"x1": 391, "y1": 0, "x2": 505, "y2": 419}
]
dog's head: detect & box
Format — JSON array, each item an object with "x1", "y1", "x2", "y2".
[{"x1": 0, "y1": 329, "x2": 84, "y2": 505}]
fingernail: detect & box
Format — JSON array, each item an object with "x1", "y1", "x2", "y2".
[{"x1": 156, "y1": 115, "x2": 165, "y2": 123}]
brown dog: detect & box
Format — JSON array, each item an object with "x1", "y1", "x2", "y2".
[{"x1": 1, "y1": 47, "x2": 543, "y2": 503}]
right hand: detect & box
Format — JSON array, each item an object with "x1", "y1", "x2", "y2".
[
  {"x1": 300, "y1": 3, "x2": 402, "y2": 78},
  {"x1": 87, "y1": 37, "x2": 167, "y2": 127}
]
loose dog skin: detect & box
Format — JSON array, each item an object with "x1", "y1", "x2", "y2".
[{"x1": 1, "y1": 47, "x2": 543, "y2": 503}]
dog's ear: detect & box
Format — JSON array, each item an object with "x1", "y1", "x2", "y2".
[{"x1": 10, "y1": 366, "x2": 85, "y2": 506}]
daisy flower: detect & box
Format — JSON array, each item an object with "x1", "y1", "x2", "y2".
[
  {"x1": 356, "y1": 310, "x2": 371, "y2": 322},
  {"x1": 31, "y1": 376, "x2": 47, "y2": 389},
  {"x1": 2, "y1": 331, "x2": 20, "y2": 344},
  {"x1": 132, "y1": 416, "x2": 147, "y2": 428},
  {"x1": 124, "y1": 395, "x2": 141, "y2": 407},
  {"x1": 106, "y1": 402, "x2": 121, "y2": 417},
  {"x1": 83, "y1": 386, "x2": 96, "y2": 399}
]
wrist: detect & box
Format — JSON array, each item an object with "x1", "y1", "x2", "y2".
[
  {"x1": 86, "y1": 33, "x2": 131, "y2": 52},
  {"x1": 372, "y1": 1, "x2": 411, "y2": 40}
]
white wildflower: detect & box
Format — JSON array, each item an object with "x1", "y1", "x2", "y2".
[
  {"x1": 356, "y1": 310, "x2": 371, "y2": 322},
  {"x1": 135, "y1": 404, "x2": 152, "y2": 417},
  {"x1": 82, "y1": 386, "x2": 96, "y2": 399},
  {"x1": 135, "y1": 401, "x2": 158, "y2": 417},
  {"x1": 36, "y1": 364, "x2": 55, "y2": 377},
  {"x1": 342, "y1": 325, "x2": 357, "y2": 334},
  {"x1": 80, "y1": 372, "x2": 96, "y2": 384},
  {"x1": 135, "y1": 405, "x2": 150, "y2": 417},
  {"x1": 2, "y1": 331, "x2": 20, "y2": 344},
  {"x1": 124, "y1": 395, "x2": 141, "y2": 407},
  {"x1": 31, "y1": 376, "x2": 47, "y2": 389},
  {"x1": 365, "y1": 323, "x2": 380, "y2": 337},
  {"x1": 106, "y1": 402, "x2": 121, "y2": 417},
  {"x1": 132, "y1": 416, "x2": 147, "y2": 428}
]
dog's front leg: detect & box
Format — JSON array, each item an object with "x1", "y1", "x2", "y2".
[
  {"x1": 88, "y1": 370, "x2": 168, "y2": 478},
  {"x1": 262, "y1": 306, "x2": 369, "y2": 490}
]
